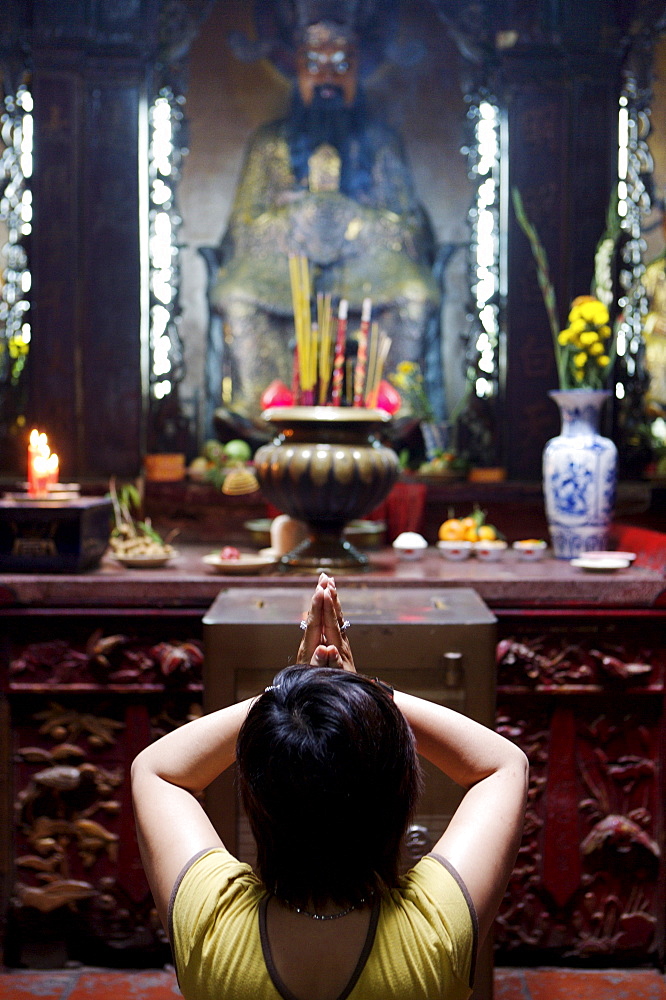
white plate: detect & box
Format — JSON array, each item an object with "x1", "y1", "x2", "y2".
[
  {"x1": 582, "y1": 550, "x2": 637, "y2": 563},
  {"x1": 113, "y1": 551, "x2": 177, "y2": 568},
  {"x1": 570, "y1": 556, "x2": 631, "y2": 572},
  {"x1": 203, "y1": 552, "x2": 277, "y2": 574}
]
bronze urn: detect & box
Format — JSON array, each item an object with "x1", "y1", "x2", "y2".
[{"x1": 254, "y1": 406, "x2": 399, "y2": 569}]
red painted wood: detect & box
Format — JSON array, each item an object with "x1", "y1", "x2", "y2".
[
  {"x1": 542, "y1": 707, "x2": 581, "y2": 907},
  {"x1": 117, "y1": 704, "x2": 151, "y2": 903}
]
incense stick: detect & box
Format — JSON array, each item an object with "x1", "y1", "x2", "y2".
[
  {"x1": 353, "y1": 297, "x2": 372, "y2": 406},
  {"x1": 317, "y1": 293, "x2": 333, "y2": 404},
  {"x1": 331, "y1": 299, "x2": 348, "y2": 405},
  {"x1": 364, "y1": 321, "x2": 380, "y2": 407}
]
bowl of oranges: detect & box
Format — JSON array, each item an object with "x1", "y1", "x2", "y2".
[{"x1": 437, "y1": 507, "x2": 504, "y2": 560}]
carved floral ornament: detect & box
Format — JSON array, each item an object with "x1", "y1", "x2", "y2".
[
  {"x1": 496, "y1": 634, "x2": 657, "y2": 687},
  {"x1": 12, "y1": 695, "x2": 202, "y2": 956},
  {"x1": 494, "y1": 706, "x2": 660, "y2": 959},
  {"x1": 9, "y1": 631, "x2": 204, "y2": 687}
]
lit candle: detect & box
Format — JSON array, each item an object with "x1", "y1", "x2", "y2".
[
  {"x1": 27, "y1": 429, "x2": 59, "y2": 496},
  {"x1": 27, "y1": 428, "x2": 40, "y2": 494},
  {"x1": 32, "y1": 454, "x2": 50, "y2": 496},
  {"x1": 46, "y1": 450, "x2": 59, "y2": 488}
]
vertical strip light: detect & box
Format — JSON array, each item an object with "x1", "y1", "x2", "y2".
[
  {"x1": 468, "y1": 98, "x2": 502, "y2": 401},
  {"x1": 0, "y1": 84, "x2": 33, "y2": 414},
  {"x1": 615, "y1": 91, "x2": 650, "y2": 401},
  {"x1": 147, "y1": 88, "x2": 186, "y2": 406}
]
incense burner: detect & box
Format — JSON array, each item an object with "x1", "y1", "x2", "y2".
[{"x1": 254, "y1": 406, "x2": 399, "y2": 569}]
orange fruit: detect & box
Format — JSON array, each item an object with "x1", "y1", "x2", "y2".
[
  {"x1": 478, "y1": 524, "x2": 498, "y2": 541},
  {"x1": 438, "y1": 518, "x2": 465, "y2": 541},
  {"x1": 464, "y1": 525, "x2": 479, "y2": 542}
]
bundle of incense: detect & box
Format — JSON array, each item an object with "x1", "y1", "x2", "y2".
[
  {"x1": 302, "y1": 321, "x2": 318, "y2": 405},
  {"x1": 330, "y1": 299, "x2": 348, "y2": 405},
  {"x1": 353, "y1": 297, "x2": 372, "y2": 406},
  {"x1": 365, "y1": 327, "x2": 392, "y2": 407},
  {"x1": 288, "y1": 254, "x2": 313, "y2": 397},
  {"x1": 317, "y1": 292, "x2": 333, "y2": 404},
  {"x1": 292, "y1": 344, "x2": 300, "y2": 401}
]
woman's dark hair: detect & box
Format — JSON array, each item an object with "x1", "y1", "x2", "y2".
[{"x1": 236, "y1": 666, "x2": 423, "y2": 909}]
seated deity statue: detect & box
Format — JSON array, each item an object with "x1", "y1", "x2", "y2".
[
  {"x1": 641, "y1": 248, "x2": 666, "y2": 418},
  {"x1": 206, "y1": 18, "x2": 443, "y2": 427}
]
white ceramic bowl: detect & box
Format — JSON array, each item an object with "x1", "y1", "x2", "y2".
[
  {"x1": 474, "y1": 539, "x2": 508, "y2": 561},
  {"x1": 392, "y1": 532, "x2": 428, "y2": 560},
  {"x1": 512, "y1": 539, "x2": 547, "y2": 560},
  {"x1": 437, "y1": 540, "x2": 473, "y2": 561}
]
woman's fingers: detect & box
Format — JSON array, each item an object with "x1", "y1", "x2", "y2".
[
  {"x1": 310, "y1": 644, "x2": 343, "y2": 668},
  {"x1": 321, "y1": 587, "x2": 356, "y2": 672},
  {"x1": 295, "y1": 574, "x2": 354, "y2": 671},
  {"x1": 321, "y1": 585, "x2": 346, "y2": 643},
  {"x1": 296, "y1": 583, "x2": 325, "y2": 663}
]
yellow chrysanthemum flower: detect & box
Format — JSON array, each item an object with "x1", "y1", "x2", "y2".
[
  {"x1": 573, "y1": 352, "x2": 587, "y2": 369},
  {"x1": 558, "y1": 330, "x2": 572, "y2": 345},
  {"x1": 568, "y1": 317, "x2": 586, "y2": 335},
  {"x1": 596, "y1": 354, "x2": 610, "y2": 368},
  {"x1": 589, "y1": 342, "x2": 604, "y2": 356},
  {"x1": 578, "y1": 301, "x2": 609, "y2": 326},
  {"x1": 397, "y1": 361, "x2": 417, "y2": 375},
  {"x1": 580, "y1": 331, "x2": 599, "y2": 346}
]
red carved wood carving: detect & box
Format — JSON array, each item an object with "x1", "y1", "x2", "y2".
[
  {"x1": 10, "y1": 694, "x2": 202, "y2": 964},
  {"x1": 494, "y1": 699, "x2": 661, "y2": 961},
  {"x1": 8, "y1": 632, "x2": 204, "y2": 687},
  {"x1": 117, "y1": 704, "x2": 151, "y2": 903},
  {"x1": 542, "y1": 707, "x2": 581, "y2": 907}
]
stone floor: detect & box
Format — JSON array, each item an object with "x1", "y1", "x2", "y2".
[{"x1": 0, "y1": 967, "x2": 664, "y2": 999}]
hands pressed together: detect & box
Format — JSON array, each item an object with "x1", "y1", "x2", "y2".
[{"x1": 296, "y1": 572, "x2": 355, "y2": 672}]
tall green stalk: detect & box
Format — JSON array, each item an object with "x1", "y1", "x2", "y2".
[{"x1": 511, "y1": 188, "x2": 566, "y2": 389}]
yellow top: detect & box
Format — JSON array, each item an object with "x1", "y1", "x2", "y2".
[{"x1": 169, "y1": 847, "x2": 477, "y2": 1000}]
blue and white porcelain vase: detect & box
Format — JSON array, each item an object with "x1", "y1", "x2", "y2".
[{"x1": 542, "y1": 389, "x2": 618, "y2": 559}]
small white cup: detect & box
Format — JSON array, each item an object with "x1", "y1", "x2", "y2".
[{"x1": 437, "y1": 540, "x2": 473, "y2": 561}]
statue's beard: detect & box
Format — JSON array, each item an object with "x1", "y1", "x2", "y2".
[{"x1": 287, "y1": 88, "x2": 369, "y2": 195}]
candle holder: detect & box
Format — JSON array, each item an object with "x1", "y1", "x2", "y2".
[
  {"x1": 253, "y1": 406, "x2": 399, "y2": 569},
  {"x1": 0, "y1": 488, "x2": 112, "y2": 572}
]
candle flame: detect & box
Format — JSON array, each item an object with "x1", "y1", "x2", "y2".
[{"x1": 28, "y1": 429, "x2": 59, "y2": 493}]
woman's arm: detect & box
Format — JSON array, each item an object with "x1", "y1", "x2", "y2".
[
  {"x1": 131, "y1": 696, "x2": 255, "y2": 930},
  {"x1": 393, "y1": 690, "x2": 528, "y2": 947}
]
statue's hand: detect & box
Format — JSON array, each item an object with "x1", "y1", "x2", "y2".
[
  {"x1": 288, "y1": 192, "x2": 364, "y2": 265},
  {"x1": 275, "y1": 189, "x2": 307, "y2": 207}
]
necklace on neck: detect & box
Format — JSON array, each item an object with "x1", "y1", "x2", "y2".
[{"x1": 280, "y1": 897, "x2": 365, "y2": 920}]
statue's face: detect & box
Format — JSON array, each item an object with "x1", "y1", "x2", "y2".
[{"x1": 296, "y1": 38, "x2": 358, "y2": 107}]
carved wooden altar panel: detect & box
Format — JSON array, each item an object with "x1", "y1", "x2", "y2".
[
  {"x1": 494, "y1": 614, "x2": 665, "y2": 965},
  {"x1": 1, "y1": 612, "x2": 203, "y2": 967},
  {"x1": 1, "y1": 601, "x2": 665, "y2": 968}
]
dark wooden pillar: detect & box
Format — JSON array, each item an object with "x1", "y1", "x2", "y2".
[
  {"x1": 498, "y1": 3, "x2": 623, "y2": 479},
  {"x1": 28, "y1": 0, "x2": 159, "y2": 479}
]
